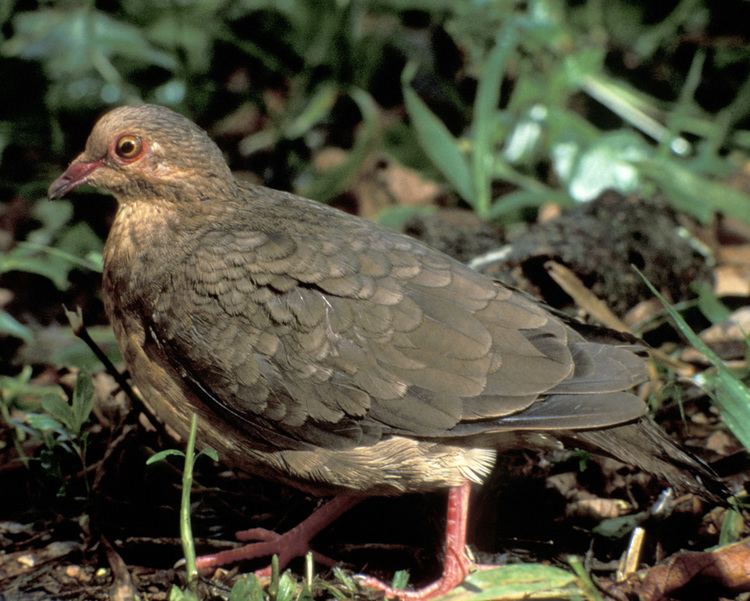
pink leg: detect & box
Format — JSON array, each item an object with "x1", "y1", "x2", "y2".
[
  {"x1": 357, "y1": 482, "x2": 473, "y2": 600},
  {"x1": 196, "y1": 495, "x2": 361, "y2": 573}
]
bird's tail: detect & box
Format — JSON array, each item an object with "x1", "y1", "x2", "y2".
[{"x1": 566, "y1": 419, "x2": 728, "y2": 503}]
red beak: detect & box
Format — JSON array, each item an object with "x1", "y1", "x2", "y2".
[{"x1": 48, "y1": 159, "x2": 102, "y2": 200}]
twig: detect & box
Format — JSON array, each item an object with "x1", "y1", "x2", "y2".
[{"x1": 63, "y1": 306, "x2": 150, "y2": 420}]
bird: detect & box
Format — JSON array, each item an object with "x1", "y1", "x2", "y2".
[{"x1": 48, "y1": 104, "x2": 721, "y2": 599}]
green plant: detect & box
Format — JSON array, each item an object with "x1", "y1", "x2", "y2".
[{"x1": 401, "y1": 2, "x2": 750, "y2": 222}]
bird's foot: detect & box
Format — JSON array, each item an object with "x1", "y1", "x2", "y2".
[
  {"x1": 195, "y1": 495, "x2": 360, "y2": 574},
  {"x1": 356, "y1": 482, "x2": 474, "y2": 600},
  {"x1": 356, "y1": 544, "x2": 471, "y2": 600}
]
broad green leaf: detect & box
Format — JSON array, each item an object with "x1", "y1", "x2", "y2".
[
  {"x1": 229, "y1": 574, "x2": 265, "y2": 601},
  {"x1": 402, "y1": 64, "x2": 474, "y2": 203},
  {"x1": 26, "y1": 412, "x2": 66, "y2": 433},
  {"x1": 276, "y1": 571, "x2": 297, "y2": 601},
  {"x1": 554, "y1": 131, "x2": 649, "y2": 202},
  {"x1": 41, "y1": 395, "x2": 75, "y2": 433},
  {"x1": 436, "y1": 564, "x2": 580, "y2": 600},
  {"x1": 148, "y1": 16, "x2": 213, "y2": 73},
  {"x1": 18, "y1": 240, "x2": 102, "y2": 273}
]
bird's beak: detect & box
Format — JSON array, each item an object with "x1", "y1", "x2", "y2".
[{"x1": 48, "y1": 156, "x2": 102, "y2": 200}]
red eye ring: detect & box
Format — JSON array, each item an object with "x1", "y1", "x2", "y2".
[{"x1": 114, "y1": 134, "x2": 144, "y2": 161}]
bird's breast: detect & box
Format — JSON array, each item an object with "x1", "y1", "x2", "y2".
[{"x1": 102, "y1": 201, "x2": 187, "y2": 323}]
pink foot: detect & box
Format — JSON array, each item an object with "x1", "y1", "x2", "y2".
[
  {"x1": 195, "y1": 495, "x2": 360, "y2": 573},
  {"x1": 357, "y1": 482, "x2": 473, "y2": 600}
]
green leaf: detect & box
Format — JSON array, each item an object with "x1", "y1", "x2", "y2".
[
  {"x1": 38, "y1": 373, "x2": 92, "y2": 438},
  {"x1": 41, "y1": 395, "x2": 75, "y2": 433},
  {"x1": 692, "y1": 281, "x2": 731, "y2": 324},
  {"x1": 146, "y1": 448, "x2": 185, "y2": 465},
  {"x1": 168, "y1": 585, "x2": 199, "y2": 601},
  {"x1": 26, "y1": 412, "x2": 66, "y2": 434},
  {"x1": 332, "y1": 566, "x2": 356, "y2": 591},
  {"x1": 0, "y1": 367, "x2": 65, "y2": 411},
  {"x1": 276, "y1": 571, "x2": 297, "y2": 601},
  {"x1": 554, "y1": 130, "x2": 649, "y2": 202},
  {"x1": 471, "y1": 23, "x2": 518, "y2": 217},
  {"x1": 30, "y1": 199, "x2": 73, "y2": 235},
  {"x1": 402, "y1": 63, "x2": 474, "y2": 203},
  {"x1": 4, "y1": 8, "x2": 177, "y2": 74},
  {"x1": 391, "y1": 569, "x2": 410, "y2": 590},
  {"x1": 300, "y1": 87, "x2": 378, "y2": 202},
  {"x1": 18, "y1": 324, "x2": 121, "y2": 371},
  {"x1": 284, "y1": 83, "x2": 339, "y2": 140},
  {"x1": 488, "y1": 189, "x2": 572, "y2": 220},
  {"x1": 0, "y1": 310, "x2": 33, "y2": 342},
  {"x1": 229, "y1": 574, "x2": 265, "y2": 601},
  {"x1": 640, "y1": 157, "x2": 750, "y2": 224},
  {"x1": 436, "y1": 564, "x2": 580, "y2": 600},
  {"x1": 197, "y1": 446, "x2": 219, "y2": 463},
  {"x1": 638, "y1": 269, "x2": 750, "y2": 450},
  {"x1": 71, "y1": 371, "x2": 94, "y2": 435},
  {"x1": 593, "y1": 512, "x2": 647, "y2": 539},
  {"x1": 0, "y1": 246, "x2": 71, "y2": 290},
  {"x1": 375, "y1": 205, "x2": 436, "y2": 230},
  {"x1": 719, "y1": 507, "x2": 745, "y2": 546}
]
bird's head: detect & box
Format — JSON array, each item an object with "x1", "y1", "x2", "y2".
[{"x1": 48, "y1": 104, "x2": 235, "y2": 203}]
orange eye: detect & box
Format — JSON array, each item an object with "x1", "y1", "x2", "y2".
[{"x1": 115, "y1": 134, "x2": 143, "y2": 160}]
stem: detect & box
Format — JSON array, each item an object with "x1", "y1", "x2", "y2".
[
  {"x1": 182, "y1": 413, "x2": 199, "y2": 591},
  {"x1": 63, "y1": 307, "x2": 151, "y2": 424}
]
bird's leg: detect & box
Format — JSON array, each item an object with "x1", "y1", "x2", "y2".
[
  {"x1": 357, "y1": 481, "x2": 473, "y2": 600},
  {"x1": 195, "y1": 494, "x2": 361, "y2": 573}
]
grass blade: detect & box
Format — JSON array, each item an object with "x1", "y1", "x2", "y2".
[
  {"x1": 471, "y1": 23, "x2": 519, "y2": 218},
  {"x1": 638, "y1": 268, "x2": 750, "y2": 449},
  {"x1": 402, "y1": 63, "x2": 474, "y2": 203}
]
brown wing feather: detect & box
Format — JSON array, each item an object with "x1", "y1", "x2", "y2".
[{"x1": 148, "y1": 184, "x2": 647, "y2": 450}]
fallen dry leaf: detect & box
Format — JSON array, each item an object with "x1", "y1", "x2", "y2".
[
  {"x1": 714, "y1": 265, "x2": 750, "y2": 296},
  {"x1": 704, "y1": 429, "x2": 736, "y2": 456},
  {"x1": 356, "y1": 154, "x2": 442, "y2": 218},
  {"x1": 544, "y1": 261, "x2": 629, "y2": 332},
  {"x1": 638, "y1": 539, "x2": 750, "y2": 600},
  {"x1": 717, "y1": 244, "x2": 750, "y2": 266}
]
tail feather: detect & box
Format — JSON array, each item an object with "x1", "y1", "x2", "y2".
[{"x1": 567, "y1": 419, "x2": 728, "y2": 502}]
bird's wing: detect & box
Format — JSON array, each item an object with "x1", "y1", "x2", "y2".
[{"x1": 149, "y1": 188, "x2": 646, "y2": 450}]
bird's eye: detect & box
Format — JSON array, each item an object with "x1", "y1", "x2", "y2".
[{"x1": 114, "y1": 134, "x2": 143, "y2": 160}]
